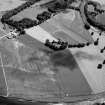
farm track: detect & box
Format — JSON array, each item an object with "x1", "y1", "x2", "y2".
[{"x1": 0, "y1": 53, "x2": 8, "y2": 96}]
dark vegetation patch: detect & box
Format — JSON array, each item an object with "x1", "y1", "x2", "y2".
[{"x1": 50, "y1": 49, "x2": 78, "y2": 70}]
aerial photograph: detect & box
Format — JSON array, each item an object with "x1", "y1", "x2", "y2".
[{"x1": 0, "y1": 0, "x2": 105, "y2": 105}]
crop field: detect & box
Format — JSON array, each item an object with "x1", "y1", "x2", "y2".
[{"x1": 0, "y1": 0, "x2": 105, "y2": 104}]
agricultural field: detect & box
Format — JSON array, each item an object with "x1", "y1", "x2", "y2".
[{"x1": 0, "y1": 0, "x2": 105, "y2": 105}]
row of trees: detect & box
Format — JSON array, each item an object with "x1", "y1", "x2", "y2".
[
  {"x1": 1, "y1": 0, "x2": 42, "y2": 28},
  {"x1": 44, "y1": 39, "x2": 88, "y2": 51},
  {"x1": 1, "y1": 10, "x2": 53, "y2": 33},
  {"x1": 1, "y1": 0, "x2": 42, "y2": 21},
  {"x1": 1, "y1": 0, "x2": 69, "y2": 33}
]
